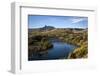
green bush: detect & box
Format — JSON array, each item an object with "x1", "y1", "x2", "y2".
[{"x1": 28, "y1": 35, "x2": 53, "y2": 57}]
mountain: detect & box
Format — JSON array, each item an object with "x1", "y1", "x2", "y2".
[{"x1": 40, "y1": 25, "x2": 55, "y2": 30}]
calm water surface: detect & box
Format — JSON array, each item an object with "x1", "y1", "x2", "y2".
[{"x1": 29, "y1": 39, "x2": 77, "y2": 60}]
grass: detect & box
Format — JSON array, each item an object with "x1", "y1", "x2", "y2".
[{"x1": 28, "y1": 28, "x2": 88, "y2": 59}]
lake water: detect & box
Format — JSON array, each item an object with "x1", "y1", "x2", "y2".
[{"x1": 29, "y1": 39, "x2": 77, "y2": 60}]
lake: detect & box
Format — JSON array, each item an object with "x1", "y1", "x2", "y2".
[{"x1": 28, "y1": 39, "x2": 77, "y2": 60}]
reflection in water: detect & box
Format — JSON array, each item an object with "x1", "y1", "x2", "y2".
[{"x1": 29, "y1": 39, "x2": 77, "y2": 60}]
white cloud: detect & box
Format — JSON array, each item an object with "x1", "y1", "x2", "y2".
[{"x1": 71, "y1": 17, "x2": 87, "y2": 23}]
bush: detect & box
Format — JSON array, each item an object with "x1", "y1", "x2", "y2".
[
  {"x1": 28, "y1": 35, "x2": 53, "y2": 57},
  {"x1": 69, "y1": 42, "x2": 88, "y2": 58}
]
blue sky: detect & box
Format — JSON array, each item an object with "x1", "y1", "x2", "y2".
[{"x1": 28, "y1": 15, "x2": 88, "y2": 29}]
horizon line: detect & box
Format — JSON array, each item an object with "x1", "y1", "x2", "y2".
[{"x1": 28, "y1": 27, "x2": 88, "y2": 29}]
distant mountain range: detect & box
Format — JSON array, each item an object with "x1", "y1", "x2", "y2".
[
  {"x1": 28, "y1": 25, "x2": 55, "y2": 32},
  {"x1": 28, "y1": 25, "x2": 87, "y2": 32},
  {"x1": 40, "y1": 25, "x2": 55, "y2": 30}
]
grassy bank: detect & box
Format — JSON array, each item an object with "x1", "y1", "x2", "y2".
[
  {"x1": 28, "y1": 35, "x2": 53, "y2": 57},
  {"x1": 28, "y1": 28, "x2": 88, "y2": 59}
]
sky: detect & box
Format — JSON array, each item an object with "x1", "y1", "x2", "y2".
[{"x1": 28, "y1": 15, "x2": 88, "y2": 29}]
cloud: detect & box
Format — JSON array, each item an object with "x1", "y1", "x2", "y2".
[{"x1": 71, "y1": 17, "x2": 87, "y2": 24}]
